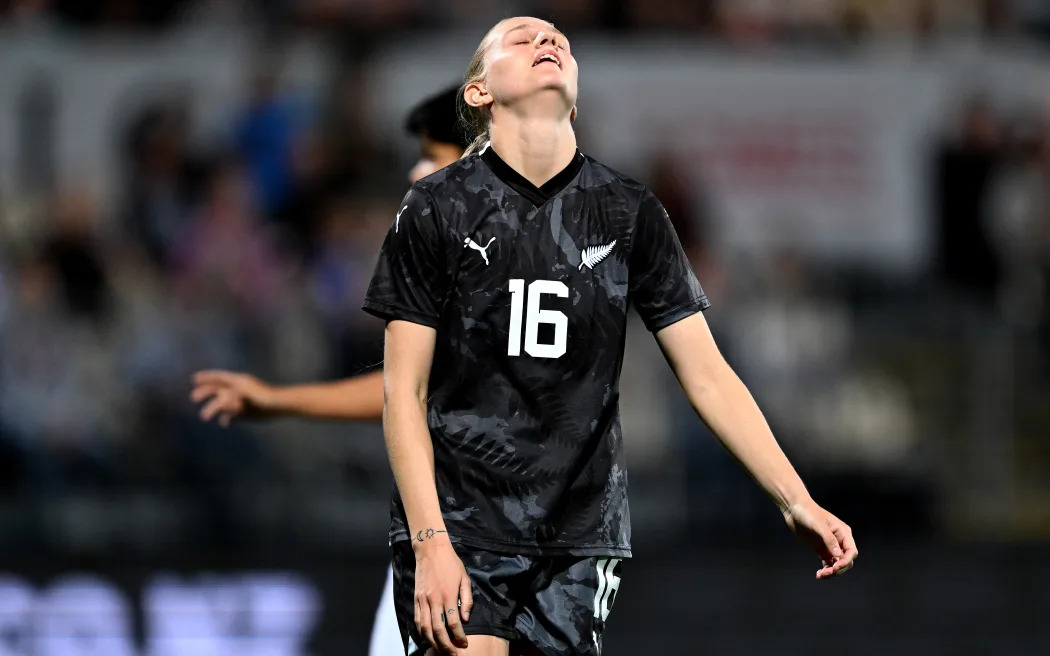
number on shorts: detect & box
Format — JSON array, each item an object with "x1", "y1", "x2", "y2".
[{"x1": 594, "y1": 557, "x2": 621, "y2": 623}]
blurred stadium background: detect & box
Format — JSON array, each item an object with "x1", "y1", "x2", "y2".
[{"x1": 0, "y1": 0, "x2": 1049, "y2": 653}]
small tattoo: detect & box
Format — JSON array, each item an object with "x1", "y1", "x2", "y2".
[
  {"x1": 413, "y1": 528, "x2": 448, "y2": 543},
  {"x1": 447, "y1": 609, "x2": 456, "y2": 616}
]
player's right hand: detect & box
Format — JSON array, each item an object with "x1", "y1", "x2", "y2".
[
  {"x1": 413, "y1": 534, "x2": 472, "y2": 655},
  {"x1": 190, "y1": 370, "x2": 277, "y2": 427}
]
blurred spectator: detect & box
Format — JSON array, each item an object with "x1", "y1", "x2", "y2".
[
  {"x1": 276, "y1": 125, "x2": 340, "y2": 254},
  {"x1": 235, "y1": 60, "x2": 314, "y2": 220},
  {"x1": 41, "y1": 190, "x2": 111, "y2": 322},
  {"x1": 648, "y1": 151, "x2": 708, "y2": 265},
  {"x1": 988, "y1": 112, "x2": 1047, "y2": 314},
  {"x1": 933, "y1": 97, "x2": 1005, "y2": 303},
  {"x1": 987, "y1": 107, "x2": 1050, "y2": 380},
  {"x1": 0, "y1": 255, "x2": 122, "y2": 494},
  {"x1": 171, "y1": 158, "x2": 292, "y2": 320},
  {"x1": 122, "y1": 101, "x2": 207, "y2": 269},
  {"x1": 309, "y1": 194, "x2": 388, "y2": 376},
  {"x1": 309, "y1": 196, "x2": 373, "y2": 336}
]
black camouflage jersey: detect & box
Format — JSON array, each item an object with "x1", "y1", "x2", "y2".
[{"x1": 364, "y1": 145, "x2": 709, "y2": 557}]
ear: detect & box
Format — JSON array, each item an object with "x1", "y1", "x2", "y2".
[
  {"x1": 463, "y1": 81, "x2": 493, "y2": 110},
  {"x1": 570, "y1": 105, "x2": 578, "y2": 122}
]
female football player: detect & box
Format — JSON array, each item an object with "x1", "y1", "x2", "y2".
[{"x1": 366, "y1": 17, "x2": 858, "y2": 656}]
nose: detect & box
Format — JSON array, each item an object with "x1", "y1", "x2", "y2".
[{"x1": 536, "y1": 31, "x2": 559, "y2": 49}]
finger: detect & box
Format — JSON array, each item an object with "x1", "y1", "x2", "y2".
[
  {"x1": 199, "y1": 396, "x2": 229, "y2": 423},
  {"x1": 218, "y1": 412, "x2": 233, "y2": 428},
  {"x1": 417, "y1": 595, "x2": 436, "y2": 651},
  {"x1": 430, "y1": 599, "x2": 457, "y2": 654},
  {"x1": 816, "y1": 524, "x2": 843, "y2": 562},
  {"x1": 414, "y1": 597, "x2": 422, "y2": 640},
  {"x1": 816, "y1": 563, "x2": 837, "y2": 579},
  {"x1": 444, "y1": 595, "x2": 468, "y2": 648},
  {"x1": 190, "y1": 384, "x2": 221, "y2": 404},
  {"x1": 832, "y1": 523, "x2": 858, "y2": 562},
  {"x1": 831, "y1": 548, "x2": 857, "y2": 575},
  {"x1": 193, "y1": 370, "x2": 239, "y2": 387},
  {"x1": 459, "y1": 574, "x2": 473, "y2": 623},
  {"x1": 832, "y1": 549, "x2": 857, "y2": 573}
]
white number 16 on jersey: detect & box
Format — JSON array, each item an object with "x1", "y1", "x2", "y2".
[{"x1": 507, "y1": 279, "x2": 568, "y2": 359}]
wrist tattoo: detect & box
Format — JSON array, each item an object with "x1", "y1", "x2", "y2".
[{"x1": 414, "y1": 528, "x2": 447, "y2": 543}]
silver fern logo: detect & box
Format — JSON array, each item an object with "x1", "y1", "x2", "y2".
[{"x1": 579, "y1": 240, "x2": 616, "y2": 271}]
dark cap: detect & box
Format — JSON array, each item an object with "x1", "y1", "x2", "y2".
[{"x1": 404, "y1": 84, "x2": 470, "y2": 150}]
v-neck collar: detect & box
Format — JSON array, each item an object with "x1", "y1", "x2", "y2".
[{"x1": 481, "y1": 144, "x2": 584, "y2": 208}]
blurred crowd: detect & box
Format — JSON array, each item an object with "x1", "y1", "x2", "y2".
[
  {"x1": 0, "y1": 0, "x2": 1048, "y2": 555},
  {"x1": 0, "y1": 53, "x2": 406, "y2": 537},
  {"x1": 2, "y1": 0, "x2": 1050, "y2": 43}
]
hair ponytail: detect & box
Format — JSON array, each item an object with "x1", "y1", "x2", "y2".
[{"x1": 462, "y1": 132, "x2": 489, "y2": 157}]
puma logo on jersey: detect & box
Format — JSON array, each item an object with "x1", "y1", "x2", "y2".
[
  {"x1": 579, "y1": 241, "x2": 616, "y2": 270},
  {"x1": 395, "y1": 205, "x2": 408, "y2": 233},
  {"x1": 464, "y1": 236, "x2": 496, "y2": 265}
]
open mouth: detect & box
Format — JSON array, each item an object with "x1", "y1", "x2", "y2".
[{"x1": 532, "y1": 51, "x2": 561, "y2": 69}]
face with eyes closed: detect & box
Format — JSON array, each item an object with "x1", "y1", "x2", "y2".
[{"x1": 465, "y1": 17, "x2": 578, "y2": 120}]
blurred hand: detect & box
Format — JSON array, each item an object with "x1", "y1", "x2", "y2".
[
  {"x1": 783, "y1": 500, "x2": 858, "y2": 580},
  {"x1": 190, "y1": 370, "x2": 277, "y2": 427},
  {"x1": 414, "y1": 535, "x2": 472, "y2": 655}
]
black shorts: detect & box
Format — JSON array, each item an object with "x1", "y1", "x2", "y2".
[{"x1": 391, "y1": 541, "x2": 624, "y2": 656}]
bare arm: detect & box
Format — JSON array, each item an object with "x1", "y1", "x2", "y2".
[
  {"x1": 382, "y1": 320, "x2": 444, "y2": 538},
  {"x1": 656, "y1": 312, "x2": 858, "y2": 578},
  {"x1": 191, "y1": 370, "x2": 384, "y2": 425},
  {"x1": 264, "y1": 372, "x2": 384, "y2": 421},
  {"x1": 383, "y1": 319, "x2": 471, "y2": 654}
]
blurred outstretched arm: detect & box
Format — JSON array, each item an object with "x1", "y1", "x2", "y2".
[{"x1": 190, "y1": 369, "x2": 385, "y2": 426}]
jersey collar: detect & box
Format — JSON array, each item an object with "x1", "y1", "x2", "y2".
[{"x1": 481, "y1": 144, "x2": 584, "y2": 208}]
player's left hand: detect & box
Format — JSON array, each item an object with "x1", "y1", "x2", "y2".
[{"x1": 783, "y1": 500, "x2": 858, "y2": 579}]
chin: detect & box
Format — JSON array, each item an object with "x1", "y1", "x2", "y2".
[
  {"x1": 530, "y1": 75, "x2": 573, "y2": 95},
  {"x1": 498, "y1": 79, "x2": 576, "y2": 108}
]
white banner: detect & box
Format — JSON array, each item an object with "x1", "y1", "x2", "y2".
[{"x1": 581, "y1": 55, "x2": 947, "y2": 272}]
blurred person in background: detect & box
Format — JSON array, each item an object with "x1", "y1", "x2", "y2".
[
  {"x1": 41, "y1": 190, "x2": 112, "y2": 322},
  {"x1": 237, "y1": 58, "x2": 314, "y2": 223},
  {"x1": 122, "y1": 99, "x2": 207, "y2": 269},
  {"x1": 190, "y1": 84, "x2": 468, "y2": 656},
  {"x1": 368, "y1": 16, "x2": 856, "y2": 656},
  {"x1": 934, "y1": 96, "x2": 1005, "y2": 304},
  {"x1": 171, "y1": 156, "x2": 292, "y2": 320},
  {"x1": 0, "y1": 252, "x2": 120, "y2": 496}
]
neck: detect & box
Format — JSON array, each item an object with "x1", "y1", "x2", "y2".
[{"x1": 487, "y1": 108, "x2": 577, "y2": 188}]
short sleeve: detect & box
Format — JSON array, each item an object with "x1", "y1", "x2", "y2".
[
  {"x1": 363, "y1": 185, "x2": 452, "y2": 328},
  {"x1": 629, "y1": 191, "x2": 710, "y2": 332}
]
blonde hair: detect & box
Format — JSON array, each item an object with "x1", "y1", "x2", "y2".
[{"x1": 459, "y1": 34, "x2": 492, "y2": 157}]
